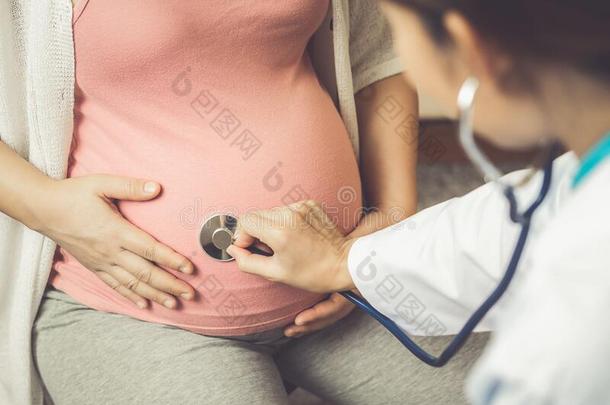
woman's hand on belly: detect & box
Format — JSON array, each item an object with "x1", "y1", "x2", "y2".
[
  {"x1": 34, "y1": 174, "x2": 196, "y2": 309},
  {"x1": 283, "y1": 292, "x2": 355, "y2": 338}
]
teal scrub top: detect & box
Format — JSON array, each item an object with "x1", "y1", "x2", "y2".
[{"x1": 572, "y1": 132, "x2": 610, "y2": 188}]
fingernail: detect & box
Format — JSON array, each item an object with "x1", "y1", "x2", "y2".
[
  {"x1": 294, "y1": 318, "x2": 305, "y2": 326},
  {"x1": 181, "y1": 292, "x2": 193, "y2": 300},
  {"x1": 179, "y1": 264, "x2": 192, "y2": 274},
  {"x1": 163, "y1": 299, "x2": 176, "y2": 309},
  {"x1": 136, "y1": 301, "x2": 147, "y2": 309},
  {"x1": 144, "y1": 182, "x2": 158, "y2": 194}
]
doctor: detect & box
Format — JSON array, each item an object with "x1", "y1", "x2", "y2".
[{"x1": 227, "y1": 0, "x2": 610, "y2": 403}]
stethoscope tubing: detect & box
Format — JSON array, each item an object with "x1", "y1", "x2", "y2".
[{"x1": 341, "y1": 146, "x2": 557, "y2": 367}]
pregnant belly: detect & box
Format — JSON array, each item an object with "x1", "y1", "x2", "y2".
[{"x1": 52, "y1": 83, "x2": 363, "y2": 336}]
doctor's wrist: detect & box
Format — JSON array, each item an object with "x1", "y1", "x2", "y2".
[{"x1": 332, "y1": 236, "x2": 357, "y2": 292}]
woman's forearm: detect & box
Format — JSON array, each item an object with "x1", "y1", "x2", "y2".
[
  {"x1": 0, "y1": 138, "x2": 197, "y2": 304},
  {"x1": 353, "y1": 74, "x2": 419, "y2": 237},
  {"x1": 0, "y1": 140, "x2": 55, "y2": 231}
]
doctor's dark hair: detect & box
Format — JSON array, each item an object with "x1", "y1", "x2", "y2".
[{"x1": 388, "y1": 0, "x2": 610, "y2": 88}]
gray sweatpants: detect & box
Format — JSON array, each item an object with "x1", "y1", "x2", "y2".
[{"x1": 33, "y1": 287, "x2": 489, "y2": 405}]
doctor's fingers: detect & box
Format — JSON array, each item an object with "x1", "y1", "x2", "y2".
[
  {"x1": 298, "y1": 200, "x2": 343, "y2": 239},
  {"x1": 227, "y1": 244, "x2": 278, "y2": 280},
  {"x1": 119, "y1": 224, "x2": 194, "y2": 274},
  {"x1": 235, "y1": 211, "x2": 288, "y2": 247},
  {"x1": 236, "y1": 202, "x2": 329, "y2": 249},
  {"x1": 231, "y1": 231, "x2": 256, "y2": 249}
]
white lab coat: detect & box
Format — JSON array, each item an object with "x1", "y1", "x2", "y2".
[{"x1": 347, "y1": 151, "x2": 610, "y2": 404}]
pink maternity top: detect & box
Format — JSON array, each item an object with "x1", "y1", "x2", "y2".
[{"x1": 49, "y1": 0, "x2": 362, "y2": 336}]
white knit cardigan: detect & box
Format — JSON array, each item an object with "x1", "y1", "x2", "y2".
[{"x1": 0, "y1": 1, "x2": 402, "y2": 403}]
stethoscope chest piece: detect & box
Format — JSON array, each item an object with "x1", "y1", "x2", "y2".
[{"x1": 199, "y1": 214, "x2": 238, "y2": 261}]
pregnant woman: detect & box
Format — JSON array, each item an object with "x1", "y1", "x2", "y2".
[
  {"x1": 0, "y1": 1, "x2": 487, "y2": 404},
  {"x1": 51, "y1": 0, "x2": 370, "y2": 337}
]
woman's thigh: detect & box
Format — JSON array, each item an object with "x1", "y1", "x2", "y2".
[
  {"x1": 276, "y1": 309, "x2": 489, "y2": 405},
  {"x1": 33, "y1": 288, "x2": 288, "y2": 405}
]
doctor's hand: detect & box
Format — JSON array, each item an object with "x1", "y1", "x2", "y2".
[
  {"x1": 278, "y1": 206, "x2": 406, "y2": 337},
  {"x1": 33, "y1": 175, "x2": 195, "y2": 309},
  {"x1": 227, "y1": 200, "x2": 357, "y2": 294}
]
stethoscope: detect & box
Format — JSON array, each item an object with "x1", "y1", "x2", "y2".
[
  {"x1": 341, "y1": 146, "x2": 557, "y2": 367},
  {"x1": 197, "y1": 77, "x2": 560, "y2": 367}
]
